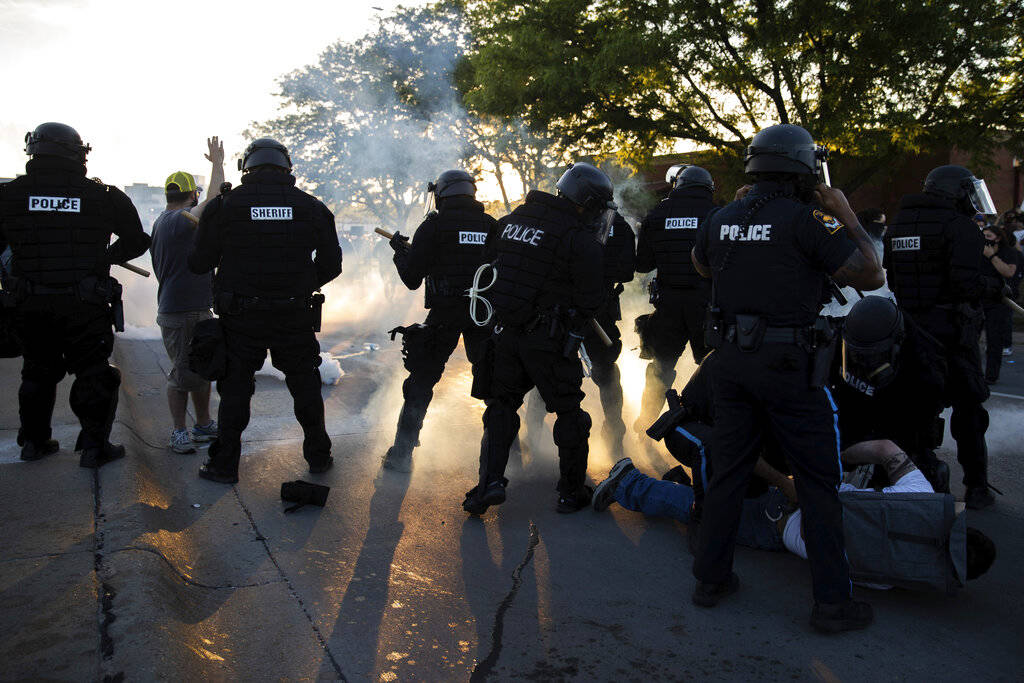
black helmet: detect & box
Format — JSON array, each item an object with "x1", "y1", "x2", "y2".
[
  {"x1": 556, "y1": 162, "x2": 618, "y2": 243},
  {"x1": 239, "y1": 138, "x2": 292, "y2": 172},
  {"x1": 841, "y1": 296, "x2": 904, "y2": 392},
  {"x1": 744, "y1": 124, "x2": 828, "y2": 180},
  {"x1": 673, "y1": 165, "x2": 714, "y2": 191},
  {"x1": 429, "y1": 170, "x2": 476, "y2": 199},
  {"x1": 924, "y1": 165, "x2": 996, "y2": 216},
  {"x1": 24, "y1": 122, "x2": 91, "y2": 162}
]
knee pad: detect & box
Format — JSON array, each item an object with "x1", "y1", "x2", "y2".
[{"x1": 553, "y1": 409, "x2": 591, "y2": 448}]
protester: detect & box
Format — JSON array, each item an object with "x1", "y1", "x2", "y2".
[
  {"x1": 150, "y1": 137, "x2": 224, "y2": 453},
  {"x1": 981, "y1": 224, "x2": 1020, "y2": 382}
]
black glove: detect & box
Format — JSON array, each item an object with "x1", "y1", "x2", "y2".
[{"x1": 389, "y1": 232, "x2": 410, "y2": 253}]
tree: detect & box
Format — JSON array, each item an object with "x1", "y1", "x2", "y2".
[{"x1": 462, "y1": 0, "x2": 1024, "y2": 191}]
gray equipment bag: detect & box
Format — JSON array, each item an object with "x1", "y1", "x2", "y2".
[{"x1": 839, "y1": 490, "x2": 967, "y2": 594}]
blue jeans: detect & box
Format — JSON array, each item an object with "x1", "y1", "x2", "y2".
[{"x1": 613, "y1": 468, "x2": 694, "y2": 522}]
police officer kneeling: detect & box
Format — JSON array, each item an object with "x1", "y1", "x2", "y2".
[
  {"x1": 690, "y1": 124, "x2": 884, "y2": 633},
  {"x1": 189, "y1": 138, "x2": 342, "y2": 483},
  {"x1": 0, "y1": 123, "x2": 149, "y2": 466},
  {"x1": 464, "y1": 162, "x2": 612, "y2": 515},
  {"x1": 381, "y1": 170, "x2": 498, "y2": 472}
]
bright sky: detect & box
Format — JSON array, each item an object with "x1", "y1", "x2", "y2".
[{"x1": 0, "y1": 0, "x2": 426, "y2": 188}]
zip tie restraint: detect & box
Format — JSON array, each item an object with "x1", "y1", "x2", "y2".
[{"x1": 468, "y1": 262, "x2": 497, "y2": 327}]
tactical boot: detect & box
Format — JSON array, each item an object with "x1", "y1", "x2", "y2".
[
  {"x1": 593, "y1": 458, "x2": 634, "y2": 512},
  {"x1": 692, "y1": 573, "x2": 740, "y2": 607},
  {"x1": 21, "y1": 439, "x2": 59, "y2": 462},
  {"x1": 381, "y1": 447, "x2": 413, "y2": 473},
  {"x1": 662, "y1": 465, "x2": 692, "y2": 486},
  {"x1": 308, "y1": 456, "x2": 334, "y2": 474},
  {"x1": 556, "y1": 485, "x2": 593, "y2": 514},
  {"x1": 810, "y1": 600, "x2": 874, "y2": 634},
  {"x1": 965, "y1": 486, "x2": 996, "y2": 510},
  {"x1": 198, "y1": 461, "x2": 239, "y2": 484},
  {"x1": 79, "y1": 443, "x2": 125, "y2": 469},
  {"x1": 463, "y1": 480, "x2": 507, "y2": 515}
]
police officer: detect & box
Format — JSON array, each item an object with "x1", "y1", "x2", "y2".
[
  {"x1": 835, "y1": 296, "x2": 950, "y2": 492},
  {"x1": 690, "y1": 124, "x2": 883, "y2": 632},
  {"x1": 883, "y1": 165, "x2": 1004, "y2": 509},
  {"x1": 634, "y1": 165, "x2": 717, "y2": 429},
  {"x1": 0, "y1": 122, "x2": 150, "y2": 466},
  {"x1": 463, "y1": 162, "x2": 613, "y2": 515},
  {"x1": 189, "y1": 138, "x2": 342, "y2": 483},
  {"x1": 381, "y1": 170, "x2": 498, "y2": 472}
]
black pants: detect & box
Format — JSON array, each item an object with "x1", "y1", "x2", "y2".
[
  {"x1": 638, "y1": 287, "x2": 709, "y2": 427},
  {"x1": 914, "y1": 310, "x2": 990, "y2": 488},
  {"x1": 694, "y1": 343, "x2": 851, "y2": 605},
  {"x1": 208, "y1": 307, "x2": 329, "y2": 473},
  {"x1": 390, "y1": 305, "x2": 491, "y2": 457},
  {"x1": 983, "y1": 303, "x2": 1012, "y2": 382},
  {"x1": 524, "y1": 307, "x2": 626, "y2": 444},
  {"x1": 15, "y1": 300, "x2": 120, "y2": 451},
  {"x1": 478, "y1": 325, "x2": 591, "y2": 495}
]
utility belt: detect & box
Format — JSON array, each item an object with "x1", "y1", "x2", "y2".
[
  {"x1": 7, "y1": 274, "x2": 124, "y2": 331},
  {"x1": 215, "y1": 291, "x2": 326, "y2": 332},
  {"x1": 708, "y1": 310, "x2": 838, "y2": 388},
  {"x1": 648, "y1": 278, "x2": 706, "y2": 305},
  {"x1": 425, "y1": 275, "x2": 462, "y2": 299},
  {"x1": 523, "y1": 304, "x2": 587, "y2": 358}
]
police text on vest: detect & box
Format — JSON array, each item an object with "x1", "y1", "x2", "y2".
[
  {"x1": 666, "y1": 217, "x2": 698, "y2": 230},
  {"x1": 501, "y1": 224, "x2": 544, "y2": 246},
  {"x1": 250, "y1": 207, "x2": 293, "y2": 220},
  {"x1": 459, "y1": 231, "x2": 487, "y2": 245},
  {"x1": 28, "y1": 196, "x2": 81, "y2": 213},
  {"x1": 890, "y1": 236, "x2": 920, "y2": 251},
  {"x1": 720, "y1": 224, "x2": 772, "y2": 241}
]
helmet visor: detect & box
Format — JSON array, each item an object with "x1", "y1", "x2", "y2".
[
  {"x1": 815, "y1": 147, "x2": 831, "y2": 187},
  {"x1": 969, "y1": 178, "x2": 997, "y2": 216},
  {"x1": 665, "y1": 164, "x2": 684, "y2": 185},
  {"x1": 842, "y1": 341, "x2": 897, "y2": 390},
  {"x1": 591, "y1": 207, "x2": 616, "y2": 245}
]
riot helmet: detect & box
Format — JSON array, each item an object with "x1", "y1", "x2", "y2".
[
  {"x1": 924, "y1": 165, "x2": 996, "y2": 217},
  {"x1": 556, "y1": 162, "x2": 617, "y2": 244},
  {"x1": 239, "y1": 138, "x2": 292, "y2": 172},
  {"x1": 429, "y1": 170, "x2": 476, "y2": 200},
  {"x1": 665, "y1": 164, "x2": 685, "y2": 185},
  {"x1": 24, "y1": 122, "x2": 91, "y2": 163},
  {"x1": 668, "y1": 165, "x2": 714, "y2": 191},
  {"x1": 744, "y1": 124, "x2": 830, "y2": 185},
  {"x1": 841, "y1": 296, "x2": 904, "y2": 392}
]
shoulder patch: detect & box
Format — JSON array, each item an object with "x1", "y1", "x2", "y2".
[{"x1": 811, "y1": 210, "x2": 844, "y2": 235}]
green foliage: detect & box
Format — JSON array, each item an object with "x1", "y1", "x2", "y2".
[{"x1": 463, "y1": 0, "x2": 1024, "y2": 190}]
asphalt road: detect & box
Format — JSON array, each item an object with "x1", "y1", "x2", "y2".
[{"x1": 1, "y1": 323, "x2": 1021, "y2": 681}]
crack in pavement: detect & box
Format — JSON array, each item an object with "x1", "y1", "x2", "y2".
[
  {"x1": 108, "y1": 546, "x2": 288, "y2": 590},
  {"x1": 470, "y1": 521, "x2": 541, "y2": 682},
  {"x1": 232, "y1": 487, "x2": 348, "y2": 681},
  {"x1": 91, "y1": 467, "x2": 119, "y2": 682}
]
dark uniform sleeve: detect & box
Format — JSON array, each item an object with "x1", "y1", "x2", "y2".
[
  {"x1": 949, "y1": 217, "x2": 998, "y2": 302},
  {"x1": 570, "y1": 231, "x2": 605, "y2": 318},
  {"x1": 395, "y1": 214, "x2": 436, "y2": 291},
  {"x1": 313, "y1": 201, "x2": 342, "y2": 288},
  {"x1": 188, "y1": 195, "x2": 225, "y2": 274},
  {"x1": 104, "y1": 185, "x2": 150, "y2": 265},
  {"x1": 692, "y1": 219, "x2": 710, "y2": 268},
  {"x1": 793, "y1": 209, "x2": 857, "y2": 274},
  {"x1": 635, "y1": 214, "x2": 656, "y2": 273},
  {"x1": 606, "y1": 217, "x2": 636, "y2": 284}
]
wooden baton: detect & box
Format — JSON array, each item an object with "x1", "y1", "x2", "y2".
[
  {"x1": 590, "y1": 318, "x2": 613, "y2": 347},
  {"x1": 116, "y1": 262, "x2": 150, "y2": 278},
  {"x1": 1005, "y1": 296, "x2": 1024, "y2": 318},
  {"x1": 375, "y1": 227, "x2": 395, "y2": 239}
]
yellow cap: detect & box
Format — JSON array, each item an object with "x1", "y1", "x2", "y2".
[{"x1": 165, "y1": 171, "x2": 197, "y2": 193}]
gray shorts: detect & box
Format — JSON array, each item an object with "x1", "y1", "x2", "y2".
[{"x1": 157, "y1": 310, "x2": 213, "y2": 392}]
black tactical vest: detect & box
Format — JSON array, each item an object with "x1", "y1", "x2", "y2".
[
  {"x1": 0, "y1": 157, "x2": 116, "y2": 287},
  {"x1": 423, "y1": 196, "x2": 497, "y2": 307},
  {"x1": 641, "y1": 186, "x2": 716, "y2": 289},
  {"x1": 883, "y1": 193, "x2": 960, "y2": 311},
  {"x1": 488, "y1": 191, "x2": 582, "y2": 326},
  {"x1": 215, "y1": 171, "x2": 322, "y2": 298}
]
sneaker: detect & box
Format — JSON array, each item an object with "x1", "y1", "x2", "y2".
[
  {"x1": 79, "y1": 443, "x2": 126, "y2": 469},
  {"x1": 692, "y1": 573, "x2": 740, "y2": 607},
  {"x1": 965, "y1": 486, "x2": 996, "y2": 510},
  {"x1": 1002, "y1": 347, "x2": 1012, "y2": 357},
  {"x1": 810, "y1": 600, "x2": 873, "y2": 634},
  {"x1": 593, "y1": 457, "x2": 635, "y2": 512},
  {"x1": 381, "y1": 447, "x2": 412, "y2": 473},
  {"x1": 463, "y1": 479, "x2": 507, "y2": 515},
  {"x1": 191, "y1": 421, "x2": 219, "y2": 443},
  {"x1": 198, "y1": 461, "x2": 239, "y2": 484},
  {"x1": 21, "y1": 439, "x2": 59, "y2": 462},
  {"x1": 557, "y1": 485, "x2": 593, "y2": 514},
  {"x1": 170, "y1": 429, "x2": 196, "y2": 454},
  {"x1": 308, "y1": 456, "x2": 334, "y2": 474}
]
